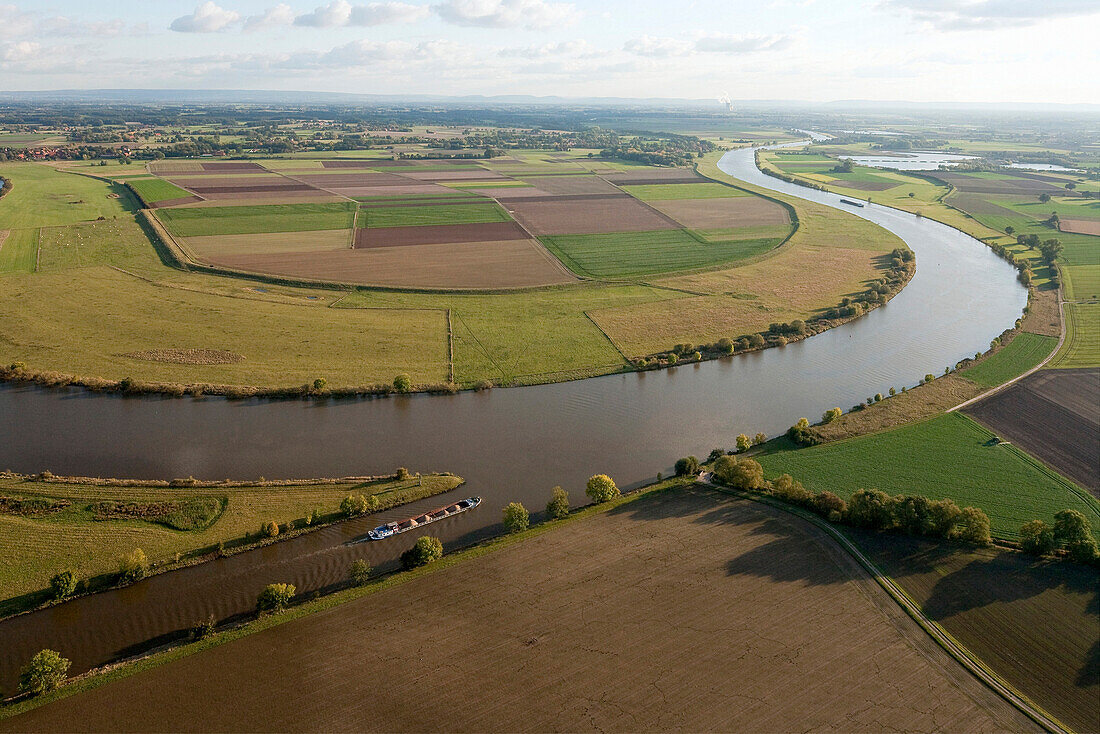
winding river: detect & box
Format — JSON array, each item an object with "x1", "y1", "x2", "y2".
[{"x1": 0, "y1": 144, "x2": 1027, "y2": 691}]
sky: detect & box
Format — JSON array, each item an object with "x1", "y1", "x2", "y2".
[{"x1": 1, "y1": 0, "x2": 1098, "y2": 104}]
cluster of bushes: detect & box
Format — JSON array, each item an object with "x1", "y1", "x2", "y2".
[
  {"x1": 1020, "y1": 510, "x2": 1099, "y2": 564},
  {"x1": 710, "y1": 457, "x2": 993, "y2": 545},
  {"x1": 401, "y1": 536, "x2": 444, "y2": 570}
]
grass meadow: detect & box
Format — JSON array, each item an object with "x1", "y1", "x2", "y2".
[
  {"x1": 959, "y1": 332, "x2": 1058, "y2": 388},
  {"x1": 758, "y1": 413, "x2": 1099, "y2": 539},
  {"x1": 361, "y1": 202, "x2": 511, "y2": 228},
  {"x1": 621, "y1": 182, "x2": 748, "y2": 200},
  {"x1": 0, "y1": 163, "x2": 137, "y2": 228},
  {"x1": 157, "y1": 202, "x2": 356, "y2": 237},
  {"x1": 1050, "y1": 303, "x2": 1099, "y2": 369},
  {"x1": 125, "y1": 177, "x2": 193, "y2": 204},
  {"x1": 0, "y1": 228, "x2": 38, "y2": 273}
]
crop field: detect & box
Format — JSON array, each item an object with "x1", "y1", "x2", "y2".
[
  {"x1": 965, "y1": 368, "x2": 1099, "y2": 492},
  {"x1": 0, "y1": 228, "x2": 37, "y2": 273},
  {"x1": 125, "y1": 177, "x2": 193, "y2": 205},
  {"x1": 157, "y1": 202, "x2": 356, "y2": 237},
  {"x1": 854, "y1": 531, "x2": 1099, "y2": 733},
  {"x1": 758, "y1": 413, "x2": 1099, "y2": 539},
  {"x1": 646, "y1": 195, "x2": 790, "y2": 230},
  {"x1": 540, "y1": 229, "x2": 783, "y2": 278},
  {"x1": 0, "y1": 474, "x2": 463, "y2": 603},
  {"x1": 959, "y1": 332, "x2": 1057, "y2": 388},
  {"x1": 1065, "y1": 264, "x2": 1100, "y2": 299},
  {"x1": 1050, "y1": 303, "x2": 1099, "y2": 368},
  {"x1": 359, "y1": 202, "x2": 510, "y2": 228},
  {"x1": 3, "y1": 487, "x2": 1033, "y2": 732},
  {"x1": 620, "y1": 182, "x2": 749, "y2": 200},
  {"x1": 182, "y1": 229, "x2": 352, "y2": 258}
]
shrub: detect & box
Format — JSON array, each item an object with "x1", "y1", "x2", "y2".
[
  {"x1": 716, "y1": 338, "x2": 735, "y2": 354},
  {"x1": 502, "y1": 502, "x2": 530, "y2": 533},
  {"x1": 191, "y1": 615, "x2": 216, "y2": 641},
  {"x1": 118, "y1": 548, "x2": 148, "y2": 584},
  {"x1": 748, "y1": 334, "x2": 765, "y2": 349},
  {"x1": 393, "y1": 374, "x2": 412, "y2": 393},
  {"x1": 753, "y1": 433, "x2": 768, "y2": 446},
  {"x1": 812, "y1": 491, "x2": 847, "y2": 518},
  {"x1": 956, "y1": 507, "x2": 992, "y2": 545},
  {"x1": 847, "y1": 489, "x2": 895, "y2": 531},
  {"x1": 312, "y1": 377, "x2": 327, "y2": 392},
  {"x1": 546, "y1": 486, "x2": 569, "y2": 519},
  {"x1": 401, "y1": 536, "x2": 443, "y2": 570},
  {"x1": 396, "y1": 467, "x2": 411, "y2": 480},
  {"x1": 349, "y1": 559, "x2": 372, "y2": 586},
  {"x1": 736, "y1": 434, "x2": 751, "y2": 452},
  {"x1": 262, "y1": 520, "x2": 280, "y2": 538},
  {"x1": 894, "y1": 495, "x2": 935, "y2": 536},
  {"x1": 1065, "y1": 537, "x2": 1099, "y2": 564},
  {"x1": 928, "y1": 499, "x2": 962, "y2": 538},
  {"x1": 786, "y1": 417, "x2": 818, "y2": 447},
  {"x1": 341, "y1": 493, "x2": 377, "y2": 517},
  {"x1": 585, "y1": 474, "x2": 620, "y2": 503},
  {"x1": 822, "y1": 407, "x2": 842, "y2": 424},
  {"x1": 257, "y1": 583, "x2": 296, "y2": 613},
  {"x1": 1019, "y1": 520, "x2": 1057, "y2": 556},
  {"x1": 49, "y1": 570, "x2": 78, "y2": 600},
  {"x1": 1052, "y1": 509, "x2": 1093, "y2": 548},
  {"x1": 19, "y1": 649, "x2": 70, "y2": 696},
  {"x1": 712, "y1": 456, "x2": 764, "y2": 490},
  {"x1": 674, "y1": 456, "x2": 699, "y2": 477},
  {"x1": 770, "y1": 474, "x2": 812, "y2": 505}
]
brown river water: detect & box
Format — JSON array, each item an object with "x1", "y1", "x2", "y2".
[{"x1": 0, "y1": 145, "x2": 1028, "y2": 691}]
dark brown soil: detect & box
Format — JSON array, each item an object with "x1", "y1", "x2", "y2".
[
  {"x1": 604, "y1": 172, "x2": 707, "y2": 185},
  {"x1": 295, "y1": 173, "x2": 417, "y2": 187},
  {"x1": 934, "y1": 173, "x2": 1063, "y2": 195},
  {"x1": 828, "y1": 178, "x2": 896, "y2": 191},
  {"x1": 200, "y1": 162, "x2": 263, "y2": 171},
  {"x1": 965, "y1": 368, "x2": 1100, "y2": 493},
  {"x1": 353, "y1": 222, "x2": 529, "y2": 248},
  {"x1": 184, "y1": 183, "x2": 317, "y2": 195},
  {"x1": 851, "y1": 529, "x2": 1100, "y2": 734},
  {"x1": 2, "y1": 488, "x2": 1035, "y2": 733}
]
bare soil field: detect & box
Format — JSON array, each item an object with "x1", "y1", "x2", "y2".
[
  {"x1": 852, "y1": 530, "x2": 1100, "y2": 734},
  {"x1": 182, "y1": 182, "x2": 317, "y2": 195},
  {"x1": 147, "y1": 160, "x2": 203, "y2": 174},
  {"x1": 516, "y1": 174, "x2": 622, "y2": 195},
  {"x1": 1061, "y1": 218, "x2": 1100, "y2": 236},
  {"x1": 183, "y1": 229, "x2": 351, "y2": 258},
  {"x1": 933, "y1": 173, "x2": 1062, "y2": 195},
  {"x1": 200, "y1": 161, "x2": 263, "y2": 171},
  {"x1": 604, "y1": 170, "x2": 703, "y2": 185},
  {"x1": 947, "y1": 192, "x2": 1029, "y2": 221},
  {"x1": 2, "y1": 488, "x2": 1035, "y2": 733},
  {"x1": 460, "y1": 186, "x2": 553, "y2": 199},
  {"x1": 826, "y1": 178, "x2": 895, "y2": 191},
  {"x1": 402, "y1": 170, "x2": 509, "y2": 182},
  {"x1": 648, "y1": 196, "x2": 790, "y2": 229},
  {"x1": 167, "y1": 176, "x2": 290, "y2": 189},
  {"x1": 506, "y1": 196, "x2": 679, "y2": 235},
  {"x1": 172, "y1": 194, "x2": 345, "y2": 208},
  {"x1": 149, "y1": 196, "x2": 203, "y2": 208},
  {"x1": 354, "y1": 222, "x2": 528, "y2": 248},
  {"x1": 294, "y1": 172, "x2": 417, "y2": 188},
  {"x1": 965, "y1": 368, "x2": 1100, "y2": 493},
  {"x1": 1024, "y1": 288, "x2": 1062, "y2": 337},
  {"x1": 342, "y1": 184, "x2": 456, "y2": 198},
  {"x1": 211, "y1": 239, "x2": 575, "y2": 289}
]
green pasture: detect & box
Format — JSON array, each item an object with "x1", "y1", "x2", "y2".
[
  {"x1": 126, "y1": 177, "x2": 193, "y2": 204},
  {"x1": 1049, "y1": 303, "x2": 1099, "y2": 369},
  {"x1": 758, "y1": 413, "x2": 1098, "y2": 539},
  {"x1": 0, "y1": 228, "x2": 39, "y2": 273},
  {"x1": 959, "y1": 332, "x2": 1057, "y2": 388},
  {"x1": 361, "y1": 202, "x2": 511, "y2": 228},
  {"x1": 156, "y1": 202, "x2": 356, "y2": 237},
  {"x1": 0, "y1": 163, "x2": 137, "y2": 229}
]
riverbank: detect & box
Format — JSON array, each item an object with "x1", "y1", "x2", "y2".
[{"x1": 0, "y1": 471, "x2": 463, "y2": 619}]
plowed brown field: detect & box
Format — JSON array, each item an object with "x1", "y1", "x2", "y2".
[
  {"x1": 649, "y1": 196, "x2": 790, "y2": 229},
  {"x1": 1060, "y1": 218, "x2": 1100, "y2": 236},
  {"x1": 354, "y1": 222, "x2": 528, "y2": 248},
  {"x1": 505, "y1": 196, "x2": 679, "y2": 235},
  {"x1": 2, "y1": 488, "x2": 1035, "y2": 733}
]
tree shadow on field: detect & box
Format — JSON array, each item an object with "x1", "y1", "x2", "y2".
[{"x1": 610, "y1": 485, "x2": 851, "y2": 587}]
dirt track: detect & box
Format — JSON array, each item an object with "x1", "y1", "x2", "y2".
[
  {"x1": 4, "y1": 488, "x2": 1036, "y2": 733},
  {"x1": 965, "y1": 368, "x2": 1100, "y2": 493}
]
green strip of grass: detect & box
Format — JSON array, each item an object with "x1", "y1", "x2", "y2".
[
  {"x1": 0, "y1": 228, "x2": 38, "y2": 273},
  {"x1": 156, "y1": 202, "x2": 356, "y2": 237},
  {"x1": 125, "y1": 178, "x2": 192, "y2": 205},
  {"x1": 620, "y1": 183, "x2": 748, "y2": 200},
  {"x1": 757, "y1": 413, "x2": 1099, "y2": 539},
  {"x1": 540, "y1": 229, "x2": 783, "y2": 278},
  {"x1": 362, "y1": 202, "x2": 511, "y2": 228},
  {"x1": 1049, "y1": 302, "x2": 1099, "y2": 369},
  {"x1": 960, "y1": 332, "x2": 1057, "y2": 388}
]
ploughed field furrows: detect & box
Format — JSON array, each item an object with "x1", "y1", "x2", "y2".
[
  {"x1": 964, "y1": 368, "x2": 1100, "y2": 494},
  {"x1": 852, "y1": 530, "x2": 1100, "y2": 734},
  {"x1": 4, "y1": 488, "x2": 1036, "y2": 733}
]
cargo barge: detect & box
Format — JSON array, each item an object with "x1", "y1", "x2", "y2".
[{"x1": 367, "y1": 496, "x2": 481, "y2": 540}]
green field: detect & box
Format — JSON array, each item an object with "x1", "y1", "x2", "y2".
[
  {"x1": 1064, "y1": 264, "x2": 1100, "y2": 300},
  {"x1": 361, "y1": 202, "x2": 510, "y2": 228},
  {"x1": 959, "y1": 332, "x2": 1058, "y2": 388},
  {"x1": 1049, "y1": 302, "x2": 1099, "y2": 368},
  {"x1": 36, "y1": 219, "x2": 162, "y2": 272},
  {"x1": 620, "y1": 183, "x2": 747, "y2": 200},
  {"x1": 125, "y1": 177, "x2": 193, "y2": 204},
  {"x1": 0, "y1": 163, "x2": 137, "y2": 229},
  {"x1": 0, "y1": 473, "x2": 463, "y2": 605},
  {"x1": 157, "y1": 202, "x2": 356, "y2": 237},
  {"x1": 0, "y1": 228, "x2": 38, "y2": 273},
  {"x1": 540, "y1": 229, "x2": 783, "y2": 278},
  {"x1": 758, "y1": 413, "x2": 1099, "y2": 539}
]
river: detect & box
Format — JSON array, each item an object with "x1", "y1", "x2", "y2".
[{"x1": 0, "y1": 144, "x2": 1027, "y2": 691}]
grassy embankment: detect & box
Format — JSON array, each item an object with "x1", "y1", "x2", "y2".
[
  {"x1": 0, "y1": 472, "x2": 463, "y2": 610},
  {"x1": 758, "y1": 412, "x2": 1099, "y2": 540},
  {"x1": 0, "y1": 159, "x2": 907, "y2": 392}
]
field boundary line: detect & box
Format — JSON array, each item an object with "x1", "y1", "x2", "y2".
[
  {"x1": 700, "y1": 479, "x2": 1070, "y2": 734},
  {"x1": 446, "y1": 309, "x2": 455, "y2": 384},
  {"x1": 451, "y1": 310, "x2": 507, "y2": 382},
  {"x1": 582, "y1": 310, "x2": 632, "y2": 364}
]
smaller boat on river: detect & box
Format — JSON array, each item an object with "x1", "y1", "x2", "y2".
[
  {"x1": 367, "y1": 497, "x2": 481, "y2": 540},
  {"x1": 839, "y1": 198, "x2": 865, "y2": 207}
]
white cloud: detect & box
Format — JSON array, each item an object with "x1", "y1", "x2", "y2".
[
  {"x1": 498, "y1": 40, "x2": 598, "y2": 58},
  {"x1": 880, "y1": 0, "x2": 1100, "y2": 30},
  {"x1": 2, "y1": 40, "x2": 39, "y2": 62},
  {"x1": 622, "y1": 36, "x2": 692, "y2": 57},
  {"x1": 434, "y1": 0, "x2": 579, "y2": 30},
  {"x1": 350, "y1": 2, "x2": 431, "y2": 25},
  {"x1": 169, "y1": 2, "x2": 241, "y2": 33},
  {"x1": 0, "y1": 4, "x2": 36, "y2": 39},
  {"x1": 295, "y1": 0, "x2": 353, "y2": 27},
  {"x1": 243, "y1": 4, "x2": 295, "y2": 32},
  {"x1": 694, "y1": 33, "x2": 794, "y2": 53}
]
